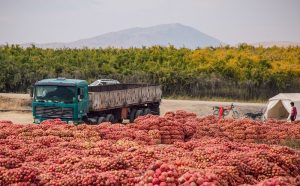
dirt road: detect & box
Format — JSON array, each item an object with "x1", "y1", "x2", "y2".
[
  {"x1": 0, "y1": 93, "x2": 265, "y2": 124},
  {"x1": 0, "y1": 111, "x2": 33, "y2": 123},
  {"x1": 161, "y1": 99, "x2": 264, "y2": 116}
]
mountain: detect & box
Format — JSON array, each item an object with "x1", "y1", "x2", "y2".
[
  {"x1": 22, "y1": 23, "x2": 222, "y2": 49},
  {"x1": 250, "y1": 41, "x2": 300, "y2": 48}
]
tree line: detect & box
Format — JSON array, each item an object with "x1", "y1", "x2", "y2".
[{"x1": 0, "y1": 44, "x2": 299, "y2": 100}]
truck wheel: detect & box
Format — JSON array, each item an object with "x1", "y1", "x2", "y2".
[
  {"x1": 82, "y1": 115, "x2": 89, "y2": 124},
  {"x1": 151, "y1": 105, "x2": 160, "y2": 115},
  {"x1": 135, "y1": 109, "x2": 144, "y2": 118},
  {"x1": 97, "y1": 116, "x2": 105, "y2": 124},
  {"x1": 105, "y1": 114, "x2": 115, "y2": 123},
  {"x1": 129, "y1": 109, "x2": 137, "y2": 123},
  {"x1": 144, "y1": 108, "x2": 151, "y2": 115}
]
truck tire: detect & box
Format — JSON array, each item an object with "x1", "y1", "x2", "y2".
[
  {"x1": 106, "y1": 114, "x2": 115, "y2": 123},
  {"x1": 129, "y1": 109, "x2": 137, "y2": 123},
  {"x1": 82, "y1": 115, "x2": 89, "y2": 124},
  {"x1": 97, "y1": 116, "x2": 105, "y2": 124},
  {"x1": 151, "y1": 104, "x2": 160, "y2": 115},
  {"x1": 135, "y1": 109, "x2": 144, "y2": 118},
  {"x1": 144, "y1": 108, "x2": 151, "y2": 115}
]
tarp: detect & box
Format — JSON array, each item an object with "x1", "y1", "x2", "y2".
[{"x1": 264, "y1": 93, "x2": 300, "y2": 120}]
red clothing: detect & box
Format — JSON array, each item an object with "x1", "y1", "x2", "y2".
[
  {"x1": 219, "y1": 107, "x2": 224, "y2": 119},
  {"x1": 291, "y1": 106, "x2": 297, "y2": 116}
]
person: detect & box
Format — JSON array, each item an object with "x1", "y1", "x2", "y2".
[
  {"x1": 218, "y1": 104, "x2": 233, "y2": 120},
  {"x1": 289, "y1": 102, "x2": 297, "y2": 122},
  {"x1": 218, "y1": 106, "x2": 224, "y2": 120}
]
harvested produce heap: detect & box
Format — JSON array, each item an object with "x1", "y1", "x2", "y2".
[{"x1": 0, "y1": 111, "x2": 300, "y2": 185}]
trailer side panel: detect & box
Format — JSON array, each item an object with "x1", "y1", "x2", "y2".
[{"x1": 89, "y1": 85, "x2": 161, "y2": 111}]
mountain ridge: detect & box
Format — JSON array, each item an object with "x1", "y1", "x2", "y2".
[
  {"x1": 22, "y1": 23, "x2": 222, "y2": 49},
  {"x1": 250, "y1": 41, "x2": 300, "y2": 48}
]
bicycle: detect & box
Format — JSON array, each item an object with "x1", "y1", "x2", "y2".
[{"x1": 213, "y1": 103, "x2": 240, "y2": 119}]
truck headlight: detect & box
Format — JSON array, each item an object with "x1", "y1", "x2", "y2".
[{"x1": 34, "y1": 119, "x2": 40, "y2": 124}]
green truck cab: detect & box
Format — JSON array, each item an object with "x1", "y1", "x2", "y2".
[
  {"x1": 32, "y1": 78, "x2": 89, "y2": 124},
  {"x1": 32, "y1": 78, "x2": 162, "y2": 124}
]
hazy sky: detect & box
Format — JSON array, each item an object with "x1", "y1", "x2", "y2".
[{"x1": 0, "y1": 0, "x2": 299, "y2": 45}]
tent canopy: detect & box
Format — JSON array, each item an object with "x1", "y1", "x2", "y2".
[{"x1": 265, "y1": 93, "x2": 300, "y2": 120}]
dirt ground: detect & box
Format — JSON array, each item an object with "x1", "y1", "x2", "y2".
[
  {"x1": 0, "y1": 93, "x2": 265, "y2": 124},
  {"x1": 0, "y1": 93, "x2": 31, "y2": 110},
  {"x1": 0, "y1": 111, "x2": 33, "y2": 123}
]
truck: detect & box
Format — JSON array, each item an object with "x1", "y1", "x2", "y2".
[{"x1": 32, "y1": 78, "x2": 162, "y2": 124}]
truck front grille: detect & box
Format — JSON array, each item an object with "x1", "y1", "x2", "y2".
[{"x1": 35, "y1": 106, "x2": 73, "y2": 118}]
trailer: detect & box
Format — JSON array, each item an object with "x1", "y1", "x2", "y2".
[{"x1": 32, "y1": 78, "x2": 161, "y2": 124}]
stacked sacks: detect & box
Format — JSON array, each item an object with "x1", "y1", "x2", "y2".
[
  {"x1": 164, "y1": 111, "x2": 199, "y2": 141},
  {"x1": 0, "y1": 118, "x2": 300, "y2": 185},
  {"x1": 147, "y1": 130, "x2": 161, "y2": 144},
  {"x1": 133, "y1": 114, "x2": 184, "y2": 144},
  {"x1": 137, "y1": 161, "x2": 180, "y2": 185},
  {"x1": 40, "y1": 118, "x2": 66, "y2": 125}
]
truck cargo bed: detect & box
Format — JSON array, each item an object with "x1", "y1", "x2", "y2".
[{"x1": 88, "y1": 84, "x2": 162, "y2": 111}]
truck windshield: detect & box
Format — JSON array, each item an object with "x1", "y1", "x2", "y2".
[{"x1": 34, "y1": 86, "x2": 76, "y2": 103}]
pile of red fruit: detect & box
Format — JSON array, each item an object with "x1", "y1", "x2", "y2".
[{"x1": 0, "y1": 111, "x2": 299, "y2": 185}]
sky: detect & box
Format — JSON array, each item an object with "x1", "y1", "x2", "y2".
[{"x1": 0, "y1": 0, "x2": 299, "y2": 45}]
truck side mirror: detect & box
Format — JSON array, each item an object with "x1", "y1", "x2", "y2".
[
  {"x1": 29, "y1": 87, "x2": 33, "y2": 98},
  {"x1": 78, "y1": 88, "x2": 84, "y2": 100}
]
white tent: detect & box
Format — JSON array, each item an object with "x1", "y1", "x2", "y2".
[{"x1": 264, "y1": 93, "x2": 300, "y2": 120}]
